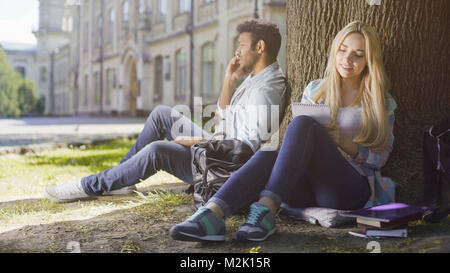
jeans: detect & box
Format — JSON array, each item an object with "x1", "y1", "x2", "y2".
[
  {"x1": 209, "y1": 115, "x2": 371, "y2": 217},
  {"x1": 81, "y1": 105, "x2": 211, "y2": 196}
]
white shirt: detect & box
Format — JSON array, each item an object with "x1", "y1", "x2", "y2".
[{"x1": 215, "y1": 61, "x2": 286, "y2": 152}]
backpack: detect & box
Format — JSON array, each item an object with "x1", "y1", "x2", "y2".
[
  {"x1": 423, "y1": 115, "x2": 450, "y2": 223},
  {"x1": 189, "y1": 138, "x2": 254, "y2": 209}
]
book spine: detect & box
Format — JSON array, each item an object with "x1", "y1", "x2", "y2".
[{"x1": 357, "y1": 213, "x2": 423, "y2": 229}]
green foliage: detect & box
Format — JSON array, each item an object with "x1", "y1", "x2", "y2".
[
  {"x1": 18, "y1": 79, "x2": 37, "y2": 116},
  {"x1": 35, "y1": 95, "x2": 46, "y2": 115},
  {"x1": 0, "y1": 47, "x2": 38, "y2": 117}
]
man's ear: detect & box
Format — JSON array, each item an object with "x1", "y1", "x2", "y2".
[{"x1": 257, "y1": 40, "x2": 266, "y2": 54}]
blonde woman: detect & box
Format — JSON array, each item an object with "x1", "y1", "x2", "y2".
[{"x1": 171, "y1": 21, "x2": 397, "y2": 242}]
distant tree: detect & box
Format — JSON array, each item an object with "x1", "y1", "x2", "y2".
[
  {"x1": 17, "y1": 79, "x2": 37, "y2": 116},
  {"x1": 0, "y1": 46, "x2": 38, "y2": 117},
  {"x1": 0, "y1": 47, "x2": 21, "y2": 117},
  {"x1": 35, "y1": 95, "x2": 46, "y2": 115}
]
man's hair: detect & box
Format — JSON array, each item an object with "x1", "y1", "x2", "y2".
[{"x1": 237, "y1": 19, "x2": 282, "y2": 60}]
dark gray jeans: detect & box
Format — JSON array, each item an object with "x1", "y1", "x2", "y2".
[{"x1": 81, "y1": 105, "x2": 211, "y2": 196}]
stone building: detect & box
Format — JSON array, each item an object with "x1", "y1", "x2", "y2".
[
  {"x1": 33, "y1": 0, "x2": 70, "y2": 114},
  {"x1": 0, "y1": 42, "x2": 39, "y2": 87},
  {"x1": 37, "y1": 0, "x2": 287, "y2": 116}
]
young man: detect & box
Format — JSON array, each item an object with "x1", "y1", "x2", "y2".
[{"x1": 44, "y1": 19, "x2": 286, "y2": 203}]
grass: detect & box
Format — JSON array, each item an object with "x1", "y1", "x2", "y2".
[
  {"x1": 0, "y1": 137, "x2": 185, "y2": 201},
  {"x1": 0, "y1": 199, "x2": 63, "y2": 221},
  {"x1": 0, "y1": 137, "x2": 136, "y2": 200},
  {"x1": 2, "y1": 137, "x2": 450, "y2": 253},
  {"x1": 0, "y1": 137, "x2": 188, "y2": 234}
]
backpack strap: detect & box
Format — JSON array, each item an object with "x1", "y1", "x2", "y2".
[{"x1": 429, "y1": 126, "x2": 450, "y2": 172}]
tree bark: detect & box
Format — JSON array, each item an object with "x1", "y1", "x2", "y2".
[{"x1": 285, "y1": 0, "x2": 450, "y2": 204}]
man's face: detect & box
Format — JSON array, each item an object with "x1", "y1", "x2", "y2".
[{"x1": 236, "y1": 32, "x2": 259, "y2": 73}]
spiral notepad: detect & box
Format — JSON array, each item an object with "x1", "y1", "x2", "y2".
[
  {"x1": 291, "y1": 103, "x2": 332, "y2": 125},
  {"x1": 291, "y1": 103, "x2": 363, "y2": 136}
]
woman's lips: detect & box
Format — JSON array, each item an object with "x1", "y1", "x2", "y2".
[{"x1": 340, "y1": 64, "x2": 353, "y2": 71}]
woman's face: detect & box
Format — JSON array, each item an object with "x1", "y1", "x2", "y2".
[{"x1": 335, "y1": 32, "x2": 368, "y2": 81}]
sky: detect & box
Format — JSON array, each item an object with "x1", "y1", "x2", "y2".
[{"x1": 0, "y1": 0, "x2": 39, "y2": 44}]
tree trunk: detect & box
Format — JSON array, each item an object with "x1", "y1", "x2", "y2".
[{"x1": 284, "y1": 0, "x2": 450, "y2": 204}]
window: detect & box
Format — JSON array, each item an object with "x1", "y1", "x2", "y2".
[
  {"x1": 94, "y1": 72, "x2": 100, "y2": 106},
  {"x1": 97, "y1": 15, "x2": 103, "y2": 48},
  {"x1": 201, "y1": 42, "x2": 216, "y2": 98},
  {"x1": 175, "y1": 51, "x2": 187, "y2": 100},
  {"x1": 123, "y1": 1, "x2": 129, "y2": 22},
  {"x1": 40, "y1": 66, "x2": 47, "y2": 82},
  {"x1": 139, "y1": 0, "x2": 147, "y2": 14},
  {"x1": 108, "y1": 8, "x2": 115, "y2": 43},
  {"x1": 106, "y1": 68, "x2": 115, "y2": 106},
  {"x1": 157, "y1": 0, "x2": 166, "y2": 22},
  {"x1": 179, "y1": 0, "x2": 191, "y2": 14},
  {"x1": 15, "y1": 66, "x2": 26, "y2": 78},
  {"x1": 84, "y1": 74, "x2": 89, "y2": 106},
  {"x1": 154, "y1": 56, "x2": 163, "y2": 102},
  {"x1": 83, "y1": 21, "x2": 89, "y2": 52}
]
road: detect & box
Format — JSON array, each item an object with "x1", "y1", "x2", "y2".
[{"x1": 0, "y1": 116, "x2": 146, "y2": 150}]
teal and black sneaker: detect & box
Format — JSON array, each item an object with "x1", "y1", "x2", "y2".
[
  {"x1": 170, "y1": 207, "x2": 226, "y2": 242},
  {"x1": 235, "y1": 202, "x2": 276, "y2": 242}
]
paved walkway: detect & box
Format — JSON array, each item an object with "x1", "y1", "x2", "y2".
[{"x1": 0, "y1": 116, "x2": 146, "y2": 154}]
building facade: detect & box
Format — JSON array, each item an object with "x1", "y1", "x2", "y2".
[
  {"x1": 37, "y1": 0, "x2": 287, "y2": 116},
  {"x1": 0, "y1": 42, "x2": 39, "y2": 87},
  {"x1": 33, "y1": 0, "x2": 70, "y2": 114}
]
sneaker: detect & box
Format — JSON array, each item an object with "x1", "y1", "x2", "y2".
[
  {"x1": 103, "y1": 185, "x2": 137, "y2": 196},
  {"x1": 44, "y1": 179, "x2": 90, "y2": 203},
  {"x1": 170, "y1": 207, "x2": 226, "y2": 242},
  {"x1": 235, "y1": 202, "x2": 276, "y2": 242}
]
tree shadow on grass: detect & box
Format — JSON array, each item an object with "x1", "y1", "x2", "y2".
[
  {"x1": 26, "y1": 151, "x2": 126, "y2": 174},
  {"x1": 21, "y1": 138, "x2": 135, "y2": 174}
]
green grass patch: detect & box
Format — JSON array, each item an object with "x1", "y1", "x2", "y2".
[
  {"x1": 0, "y1": 137, "x2": 135, "y2": 198},
  {"x1": 0, "y1": 199, "x2": 63, "y2": 221}
]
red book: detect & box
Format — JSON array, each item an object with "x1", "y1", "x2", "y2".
[
  {"x1": 356, "y1": 213, "x2": 423, "y2": 229},
  {"x1": 341, "y1": 203, "x2": 433, "y2": 229}
]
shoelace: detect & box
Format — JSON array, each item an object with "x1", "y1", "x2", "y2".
[
  {"x1": 245, "y1": 205, "x2": 267, "y2": 225},
  {"x1": 188, "y1": 207, "x2": 208, "y2": 222}
]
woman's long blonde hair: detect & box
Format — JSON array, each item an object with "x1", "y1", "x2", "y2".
[{"x1": 313, "y1": 21, "x2": 391, "y2": 152}]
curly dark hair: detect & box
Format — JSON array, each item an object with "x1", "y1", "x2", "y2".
[{"x1": 237, "y1": 19, "x2": 282, "y2": 60}]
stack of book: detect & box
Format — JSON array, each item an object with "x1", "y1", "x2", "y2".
[{"x1": 341, "y1": 203, "x2": 434, "y2": 238}]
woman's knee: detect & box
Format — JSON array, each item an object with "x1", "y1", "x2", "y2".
[
  {"x1": 291, "y1": 115, "x2": 317, "y2": 127},
  {"x1": 285, "y1": 115, "x2": 318, "y2": 135}
]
